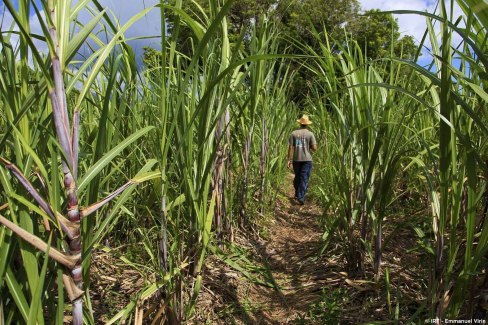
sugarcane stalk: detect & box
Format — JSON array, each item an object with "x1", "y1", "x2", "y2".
[
  {"x1": 224, "y1": 107, "x2": 232, "y2": 240},
  {"x1": 71, "y1": 110, "x2": 80, "y2": 179},
  {"x1": 259, "y1": 116, "x2": 267, "y2": 214},
  {"x1": 360, "y1": 191, "x2": 368, "y2": 240},
  {"x1": 240, "y1": 124, "x2": 253, "y2": 225},
  {"x1": 47, "y1": 1, "x2": 83, "y2": 322},
  {"x1": 373, "y1": 220, "x2": 382, "y2": 278},
  {"x1": 213, "y1": 115, "x2": 225, "y2": 243},
  {"x1": 160, "y1": 194, "x2": 168, "y2": 272}
]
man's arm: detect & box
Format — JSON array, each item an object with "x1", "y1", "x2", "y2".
[
  {"x1": 310, "y1": 133, "x2": 318, "y2": 152},
  {"x1": 287, "y1": 144, "x2": 294, "y2": 168}
]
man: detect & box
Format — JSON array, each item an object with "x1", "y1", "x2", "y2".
[{"x1": 287, "y1": 114, "x2": 317, "y2": 205}]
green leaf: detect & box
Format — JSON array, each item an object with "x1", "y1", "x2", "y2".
[
  {"x1": 0, "y1": 226, "x2": 12, "y2": 289},
  {"x1": 74, "y1": 5, "x2": 156, "y2": 109},
  {"x1": 165, "y1": 194, "x2": 186, "y2": 213},
  {"x1": 56, "y1": 268, "x2": 65, "y2": 325},
  {"x1": 27, "y1": 235, "x2": 51, "y2": 325},
  {"x1": 66, "y1": 10, "x2": 106, "y2": 64},
  {"x1": 77, "y1": 126, "x2": 155, "y2": 192},
  {"x1": 5, "y1": 267, "x2": 30, "y2": 323},
  {"x1": 131, "y1": 171, "x2": 161, "y2": 183},
  {"x1": 84, "y1": 159, "x2": 158, "y2": 253}
]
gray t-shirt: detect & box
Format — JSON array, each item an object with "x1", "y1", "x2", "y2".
[{"x1": 289, "y1": 128, "x2": 317, "y2": 161}]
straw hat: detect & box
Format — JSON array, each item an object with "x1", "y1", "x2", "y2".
[{"x1": 297, "y1": 114, "x2": 313, "y2": 125}]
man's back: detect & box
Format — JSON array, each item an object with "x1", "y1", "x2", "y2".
[{"x1": 289, "y1": 128, "x2": 316, "y2": 162}]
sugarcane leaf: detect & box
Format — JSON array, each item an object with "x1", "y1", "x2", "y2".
[
  {"x1": 0, "y1": 215, "x2": 78, "y2": 269},
  {"x1": 56, "y1": 268, "x2": 64, "y2": 325},
  {"x1": 105, "y1": 262, "x2": 188, "y2": 325},
  {"x1": 66, "y1": 10, "x2": 106, "y2": 64},
  {"x1": 131, "y1": 171, "x2": 162, "y2": 183},
  {"x1": 5, "y1": 266, "x2": 30, "y2": 323},
  {"x1": 456, "y1": 0, "x2": 488, "y2": 29},
  {"x1": 0, "y1": 227, "x2": 12, "y2": 289},
  {"x1": 30, "y1": 0, "x2": 55, "y2": 56},
  {"x1": 104, "y1": 301, "x2": 136, "y2": 325},
  {"x1": 0, "y1": 157, "x2": 56, "y2": 219},
  {"x1": 27, "y1": 235, "x2": 51, "y2": 325},
  {"x1": 9, "y1": 193, "x2": 52, "y2": 226},
  {"x1": 161, "y1": 4, "x2": 205, "y2": 41},
  {"x1": 84, "y1": 159, "x2": 158, "y2": 253},
  {"x1": 208, "y1": 245, "x2": 273, "y2": 288},
  {"x1": 74, "y1": 6, "x2": 155, "y2": 109},
  {"x1": 379, "y1": 9, "x2": 488, "y2": 69},
  {"x1": 77, "y1": 126, "x2": 155, "y2": 192},
  {"x1": 466, "y1": 81, "x2": 488, "y2": 102},
  {"x1": 80, "y1": 181, "x2": 133, "y2": 218},
  {"x1": 8, "y1": 123, "x2": 49, "y2": 185},
  {"x1": 0, "y1": 79, "x2": 48, "y2": 151},
  {"x1": 203, "y1": 193, "x2": 215, "y2": 248},
  {"x1": 166, "y1": 194, "x2": 186, "y2": 213},
  {"x1": 2, "y1": 0, "x2": 53, "y2": 88}
]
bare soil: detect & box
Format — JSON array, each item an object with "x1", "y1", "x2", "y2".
[{"x1": 192, "y1": 193, "x2": 337, "y2": 324}]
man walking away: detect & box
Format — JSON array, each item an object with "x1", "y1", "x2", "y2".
[{"x1": 287, "y1": 114, "x2": 317, "y2": 205}]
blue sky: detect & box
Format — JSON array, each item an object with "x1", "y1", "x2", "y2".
[{"x1": 3, "y1": 0, "x2": 42, "y2": 10}]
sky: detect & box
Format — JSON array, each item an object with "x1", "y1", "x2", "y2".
[
  {"x1": 0, "y1": 0, "x2": 162, "y2": 66},
  {"x1": 84, "y1": 0, "x2": 162, "y2": 52},
  {"x1": 360, "y1": 0, "x2": 440, "y2": 44},
  {"x1": 360, "y1": 0, "x2": 464, "y2": 65},
  {"x1": 1, "y1": 0, "x2": 465, "y2": 66},
  {"x1": 359, "y1": 0, "x2": 463, "y2": 41}
]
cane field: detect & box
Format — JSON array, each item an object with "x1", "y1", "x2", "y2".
[{"x1": 0, "y1": 0, "x2": 487, "y2": 323}]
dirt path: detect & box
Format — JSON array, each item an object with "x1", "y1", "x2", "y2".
[
  {"x1": 243, "y1": 196, "x2": 333, "y2": 323},
  {"x1": 194, "y1": 175, "x2": 345, "y2": 324}
]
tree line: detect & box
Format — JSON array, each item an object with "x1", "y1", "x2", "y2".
[{"x1": 145, "y1": 0, "x2": 417, "y2": 104}]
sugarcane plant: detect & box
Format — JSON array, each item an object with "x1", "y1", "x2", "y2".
[
  {"x1": 233, "y1": 16, "x2": 294, "y2": 228},
  {"x1": 0, "y1": 0, "x2": 160, "y2": 323},
  {"x1": 301, "y1": 26, "x2": 417, "y2": 276},
  {"x1": 375, "y1": 0, "x2": 488, "y2": 317},
  {"x1": 306, "y1": 0, "x2": 488, "y2": 319},
  {"x1": 133, "y1": 3, "x2": 295, "y2": 320}
]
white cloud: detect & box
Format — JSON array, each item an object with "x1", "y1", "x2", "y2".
[
  {"x1": 359, "y1": 0, "x2": 466, "y2": 65},
  {"x1": 359, "y1": 0, "x2": 437, "y2": 42},
  {"x1": 360, "y1": 0, "x2": 464, "y2": 40}
]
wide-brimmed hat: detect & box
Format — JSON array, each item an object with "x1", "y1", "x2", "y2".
[{"x1": 297, "y1": 114, "x2": 312, "y2": 125}]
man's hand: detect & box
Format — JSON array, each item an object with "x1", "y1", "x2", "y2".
[{"x1": 288, "y1": 145, "x2": 294, "y2": 169}]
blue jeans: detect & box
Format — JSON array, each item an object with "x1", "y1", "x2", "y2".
[{"x1": 293, "y1": 161, "x2": 312, "y2": 202}]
